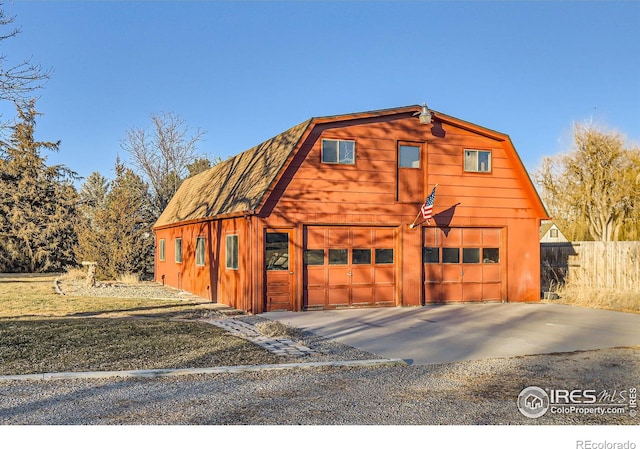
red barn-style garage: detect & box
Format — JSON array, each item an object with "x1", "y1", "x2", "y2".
[{"x1": 153, "y1": 104, "x2": 549, "y2": 313}]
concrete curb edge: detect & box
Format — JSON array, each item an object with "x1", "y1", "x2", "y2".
[{"x1": 0, "y1": 358, "x2": 408, "y2": 381}]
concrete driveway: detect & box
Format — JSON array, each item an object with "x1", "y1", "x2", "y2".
[{"x1": 263, "y1": 303, "x2": 640, "y2": 365}]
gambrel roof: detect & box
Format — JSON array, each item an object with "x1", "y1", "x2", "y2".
[
  {"x1": 154, "y1": 105, "x2": 549, "y2": 230},
  {"x1": 154, "y1": 119, "x2": 312, "y2": 228}
]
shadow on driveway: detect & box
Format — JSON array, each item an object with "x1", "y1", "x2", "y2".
[{"x1": 264, "y1": 303, "x2": 640, "y2": 365}]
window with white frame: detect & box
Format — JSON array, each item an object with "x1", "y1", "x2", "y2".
[
  {"x1": 175, "y1": 238, "x2": 182, "y2": 263},
  {"x1": 159, "y1": 239, "x2": 165, "y2": 262},
  {"x1": 196, "y1": 237, "x2": 206, "y2": 266},
  {"x1": 226, "y1": 235, "x2": 238, "y2": 270},
  {"x1": 464, "y1": 149, "x2": 492, "y2": 173},
  {"x1": 321, "y1": 139, "x2": 355, "y2": 165}
]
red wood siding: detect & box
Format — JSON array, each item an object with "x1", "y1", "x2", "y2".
[
  {"x1": 274, "y1": 120, "x2": 538, "y2": 224},
  {"x1": 216, "y1": 217, "x2": 250, "y2": 311},
  {"x1": 156, "y1": 110, "x2": 546, "y2": 313},
  {"x1": 261, "y1": 115, "x2": 543, "y2": 309},
  {"x1": 154, "y1": 221, "x2": 214, "y2": 300}
]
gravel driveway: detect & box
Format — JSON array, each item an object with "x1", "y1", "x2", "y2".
[
  {"x1": 1, "y1": 346, "x2": 637, "y2": 425},
  {"x1": 6, "y1": 281, "x2": 637, "y2": 425}
]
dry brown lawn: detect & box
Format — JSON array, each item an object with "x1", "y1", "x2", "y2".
[
  {"x1": 544, "y1": 284, "x2": 640, "y2": 314},
  {"x1": 0, "y1": 274, "x2": 282, "y2": 375}
]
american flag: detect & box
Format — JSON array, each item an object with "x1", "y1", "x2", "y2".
[{"x1": 421, "y1": 185, "x2": 437, "y2": 224}]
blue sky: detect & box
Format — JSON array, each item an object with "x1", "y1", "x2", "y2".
[{"x1": 1, "y1": 1, "x2": 638, "y2": 183}]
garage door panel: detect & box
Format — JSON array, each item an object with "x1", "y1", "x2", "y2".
[
  {"x1": 375, "y1": 285, "x2": 395, "y2": 302},
  {"x1": 463, "y1": 228, "x2": 482, "y2": 245},
  {"x1": 424, "y1": 265, "x2": 442, "y2": 282},
  {"x1": 328, "y1": 267, "x2": 350, "y2": 286},
  {"x1": 423, "y1": 227, "x2": 438, "y2": 246},
  {"x1": 352, "y1": 287, "x2": 373, "y2": 304},
  {"x1": 462, "y1": 265, "x2": 483, "y2": 283},
  {"x1": 424, "y1": 283, "x2": 442, "y2": 302},
  {"x1": 462, "y1": 283, "x2": 483, "y2": 301},
  {"x1": 482, "y1": 228, "x2": 501, "y2": 246},
  {"x1": 424, "y1": 227, "x2": 503, "y2": 304},
  {"x1": 441, "y1": 283, "x2": 463, "y2": 301},
  {"x1": 374, "y1": 266, "x2": 395, "y2": 284},
  {"x1": 328, "y1": 228, "x2": 349, "y2": 246},
  {"x1": 483, "y1": 283, "x2": 501, "y2": 301},
  {"x1": 328, "y1": 287, "x2": 350, "y2": 305},
  {"x1": 483, "y1": 265, "x2": 501, "y2": 283},
  {"x1": 306, "y1": 268, "x2": 326, "y2": 286},
  {"x1": 352, "y1": 266, "x2": 373, "y2": 284},
  {"x1": 307, "y1": 227, "x2": 327, "y2": 247},
  {"x1": 374, "y1": 228, "x2": 395, "y2": 246},
  {"x1": 352, "y1": 229, "x2": 373, "y2": 247},
  {"x1": 305, "y1": 288, "x2": 326, "y2": 308},
  {"x1": 442, "y1": 265, "x2": 461, "y2": 281},
  {"x1": 442, "y1": 228, "x2": 462, "y2": 246},
  {"x1": 304, "y1": 226, "x2": 397, "y2": 309}
]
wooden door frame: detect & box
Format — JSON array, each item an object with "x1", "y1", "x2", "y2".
[{"x1": 263, "y1": 228, "x2": 296, "y2": 311}]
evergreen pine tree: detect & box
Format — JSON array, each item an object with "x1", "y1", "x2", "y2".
[
  {"x1": 75, "y1": 160, "x2": 154, "y2": 279},
  {"x1": 0, "y1": 100, "x2": 78, "y2": 272}
]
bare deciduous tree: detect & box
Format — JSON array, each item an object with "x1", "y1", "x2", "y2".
[
  {"x1": 0, "y1": 3, "x2": 52, "y2": 106},
  {"x1": 121, "y1": 111, "x2": 207, "y2": 217},
  {"x1": 536, "y1": 123, "x2": 640, "y2": 241}
]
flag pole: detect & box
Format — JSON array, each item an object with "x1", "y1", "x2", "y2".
[
  {"x1": 408, "y1": 183, "x2": 438, "y2": 229},
  {"x1": 409, "y1": 210, "x2": 423, "y2": 229}
]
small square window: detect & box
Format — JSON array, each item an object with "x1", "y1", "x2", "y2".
[
  {"x1": 175, "y1": 238, "x2": 182, "y2": 263},
  {"x1": 328, "y1": 249, "x2": 348, "y2": 265},
  {"x1": 322, "y1": 139, "x2": 355, "y2": 165},
  {"x1": 159, "y1": 239, "x2": 165, "y2": 262},
  {"x1": 304, "y1": 249, "x2": 324, "y2": 266},
  {"x1": 464, "y1": 150, "x2": 492, "y2": 173},
  {"x1": 399, "y1": 145, "x2": 420, "y2": 168},
  {"x1": 550, "y1": 228, "x2": 559, "y2": 238},
  {"x1": 423, "y1": 247, "x2": 439, "y2": 264},
  {"x1": 442, "y1": 248, "x2": 459, "y2": 264},
  {"x1": 352, "y1": 249, "x2": 372, "y2": 265},
  {"x1": 226, "y1": 235, "x2": 238, "y2": 270},
  {"x1": 375, "y1": 249, "x2": 394, "y2": 264},
  {"x1": 483, "y1": 248, "x2": 499, "y2": 263},
  {"x1": 462, "y1": 248, "x2": 480, "y2": 264}
]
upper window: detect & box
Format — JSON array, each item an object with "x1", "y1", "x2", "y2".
[
  {"x1": 399, "y1": 145, "x2": 420, "y2": 168},
  {"x1": 226, "y1": 235, "x2": 238, "y2": 270},
  {"x1": 322, "y1": 139, "x2": 355, "y2": 165},
  {"x1": 550, "y1": 228, "x2": 559, "y2": 238},
  {"x1": 175, "y1": 238, "x2": 182, "y2": 263},
  {"x1": 464, "y1": 149, "x2": 492, "y2": 173},
  {"x1": 196, "y1": 237, "x2": 206, "y2": 266},
  {"x1": 159, "y1": 239, "x2": 166, "y2": 262}
]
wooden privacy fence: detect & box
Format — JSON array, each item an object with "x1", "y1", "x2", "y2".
[{"x1": 541, "y1": 241, "x2": 640, "y2": 293}]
